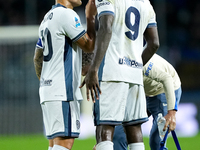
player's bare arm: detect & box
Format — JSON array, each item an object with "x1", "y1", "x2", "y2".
[
  {"x1": 82, "y1": 51, "x2": 94, "y2": 76},
  {"x1": 76, "y1": 34, "x2": 95, "y2": 53},
  {"x1": 142, "y1": 27, "x2": 159, "y2": 65},
  {"x1": 80, "y1": 14, "x2": 114, "y2": 102},
  {"x1": 75, "y1": 0, "x2": 97, "y2": 53},
  {"x1": 33, "y1": 47, "x2": 43, "y2": 80}
]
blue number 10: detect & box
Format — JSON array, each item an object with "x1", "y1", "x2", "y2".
[
  {"x1": 41, "y1": 28, "x2": 53, "y2": 62},
  {"x1": 125, "y1": 7, "x2": 140, "y2": 41}
]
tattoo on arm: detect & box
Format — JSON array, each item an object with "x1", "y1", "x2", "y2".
[
  {"x1": 33, "y1": 48, "x2": 43, "y2": 80},
  {"x1": 82, "y1": 51, "x2": 94, "y2": 67},
  {"x1": 80, "y1": 34, "x2": 88, "y2": 44}
]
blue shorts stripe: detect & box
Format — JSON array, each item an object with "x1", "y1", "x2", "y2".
[
  {"x1": 99, "y1": 120, "x2": 122, "y2": 126},
  {"x1": 62, "y1": 101, "x2": 71, "y2": 136},
  {"x1": 122, "y1": 117, "x2": 149, "y2": 126},
  {"x1": 47, "y1": 132, "x2": 79, "y2": 139},
  {"x1": 64, "y1": 37, "x2": 74, "y2": 101}
]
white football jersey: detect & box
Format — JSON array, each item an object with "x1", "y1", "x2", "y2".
[
  {"x1": 36, "y1": 4, "x2": 86, "y2": 103},
  {"x1": 96, "y1": 0, "x2": 157, "y2": 85}
]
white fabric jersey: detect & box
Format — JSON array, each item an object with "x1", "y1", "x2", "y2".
[
  {"x1": 143, "y1": 54, "x2": 181, "y2": 110},
  {"x1": 36, "y1": 4, "x2": 86, "y2": 103},
  {"x1": 96, "y1": 0, "x2": 157, "y2": 85}
]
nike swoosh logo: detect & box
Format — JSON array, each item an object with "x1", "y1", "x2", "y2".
[{"x1": 163, "y1": 103, "x2": 167, "y2": 106}]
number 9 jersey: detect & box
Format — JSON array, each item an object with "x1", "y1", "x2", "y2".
[
  {"x1": 96, "y1": 0, "x2": 157, "y2": 85},
  {"x1": 36, "y1": 4, "x2": 86, "y2": 103}
]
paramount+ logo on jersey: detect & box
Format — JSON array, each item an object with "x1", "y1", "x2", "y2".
[{"x1": 119, "y1": 56, "x2": 143, "y2": 69}]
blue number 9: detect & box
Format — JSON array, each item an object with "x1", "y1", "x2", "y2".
[{"x1": 125, "y1": 7, "x2": 140, "y2": 41}]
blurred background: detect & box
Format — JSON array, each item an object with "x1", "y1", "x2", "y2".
[{"x1": 0, "y1": 0, "x2": 199, "y2": 139}]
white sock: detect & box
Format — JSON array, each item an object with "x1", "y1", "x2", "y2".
[
  {"x1": 128, "y1": 142, "x2": 145, "y2": 150},
  {"x1": 96, "y1": 141, "x2": 113, "y2": 150},
  {"x1": 48, "y1": 147, "x2": 53, "y2": 150},
  {"x1": 52, "y1": 145, "x2": 69, "y2": 150}
]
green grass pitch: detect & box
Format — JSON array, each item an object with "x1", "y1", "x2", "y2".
[{"x1": 0, "y1": 133, "x2": 199, "y2": 149}]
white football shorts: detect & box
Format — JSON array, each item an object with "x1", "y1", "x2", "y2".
[
  {"x1": 41, "y1": 100, "x2": 81, "y2": 139},
  {"x1": 93, "y1": 81, "x2": 148, "y2": 126}
]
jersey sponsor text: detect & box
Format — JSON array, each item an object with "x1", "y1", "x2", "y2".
[{"x1": 119, "y1": 56, "x2": 143, "y2": 68}]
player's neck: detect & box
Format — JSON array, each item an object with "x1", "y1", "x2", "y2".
[{"x1": 56, "y1": 0, "x2": 73, "y2": 9}]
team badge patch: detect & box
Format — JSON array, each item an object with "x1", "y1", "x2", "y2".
[{"x1": 75, "y1": 17, "x2": 81, "y2": 27}]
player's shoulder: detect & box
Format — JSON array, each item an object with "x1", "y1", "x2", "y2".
[
  {"x1": 141, "y1": 0, "x2": 152, "y2": 6},
  {"x1": 129, "y1": 0, "x2": 154, "y2": 14},
  {"x1": 51, "y1": 6, "x2": 80, "y2": 26},
  {"x1": 133, "y1": 0, "x2": 154, "y2": 11},
  {"x1": 50, "y1": 4, "x2": 77, "y2": 17},
  {"x1": 53, "y1": 6, "x2": 76, "y2": 16},
  {"x1": 130, "y1": 0, "x2": 152, "y2": 5}
]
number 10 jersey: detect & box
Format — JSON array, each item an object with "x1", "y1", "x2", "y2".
[{"x1": 36, "y1": 4, "x2": 86, "y2": 103}]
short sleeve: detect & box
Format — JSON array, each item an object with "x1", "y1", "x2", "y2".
[
  {"x1": 95, "y1": 0, "x2": 115, "y2": 19},
  {"x1": 36, "y1": 38, "x2": 43, "y2": 49},
  {"x1": 61, "y1": 9, "x2": 86, "y2": 42},
  {"x1": 146, "y1": 2, "x2": 157, "y2": 28}
]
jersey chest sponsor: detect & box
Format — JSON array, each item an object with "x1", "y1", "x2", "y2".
[{"x1": 119, "y1": 56, "x2": 142, "y2": 68}]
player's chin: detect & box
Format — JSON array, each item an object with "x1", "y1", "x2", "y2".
[{"x1": 73, "y1": 1, "x2": 82, "y2": 7}]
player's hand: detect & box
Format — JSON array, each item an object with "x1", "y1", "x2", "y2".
[
  {"x1": 85, "y1": 0, "x2": 97, "y2": 19},
  {"x1": 79, "y1": 69, "x2": 101, "y2": 103},
  {"x1": 163, "y1": 110, "x2": 176, "y2": 132}
]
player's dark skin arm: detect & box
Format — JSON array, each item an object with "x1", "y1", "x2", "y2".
[
  {"x1": 80, "y1": 14, "x2": 114, "y2": 102},
  {"x1": 75, "y1": 0, "x2": 96, "y2": 53},
  {"x1": 33, "y1": 47, "x2": 43, "y2": 80},
  {"x1": 80, "y1": 14, "x2": 114, "y2": 146},
  {"x1": 142, "y1": 27, "x2": 159, "y2": 65}
]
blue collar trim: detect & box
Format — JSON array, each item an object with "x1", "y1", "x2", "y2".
[{"x1": 52, "y1": 3, "x2": 66, "y2": 9}]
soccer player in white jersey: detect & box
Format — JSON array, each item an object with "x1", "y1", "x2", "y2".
[
  {"x1": 33, "y1": 0, "x2": 97, "y2": 150},
  {"x1": 113, "y1": 54, "x2": 182, "y2": 150},
  {"x1": 80, "y1": 0, "x2": 159, "y2": 150}
]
